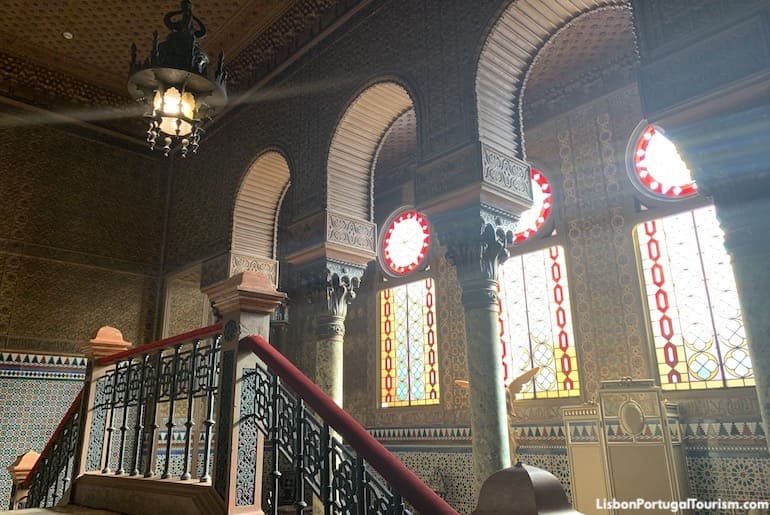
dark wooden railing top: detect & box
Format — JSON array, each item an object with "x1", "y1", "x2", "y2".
[
  {"x1": 21, "y1": 388, "x2": 84, "y2": 490},
  {"x1": 97, "y1": 323, "x2": 223, "y2": 366},
  {"x1": 244, "y1": 334, "x2": 459, "y2": 515}
]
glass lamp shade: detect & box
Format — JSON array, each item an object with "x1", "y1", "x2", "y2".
[{"x1": 153, "y1": 87, "x2": 196, "y2": 136}]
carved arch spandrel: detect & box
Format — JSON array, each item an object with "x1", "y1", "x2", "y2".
[{"x1": 475, "y1": 0, "x2": 629, "y2": 160}]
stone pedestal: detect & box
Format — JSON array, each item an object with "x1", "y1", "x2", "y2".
[
  {"x1": 7, "y1": 451, "x2": 40, "y2": 509},
  {"x1": 202, "y1": 271, "x2": 285, "y2": 514}
]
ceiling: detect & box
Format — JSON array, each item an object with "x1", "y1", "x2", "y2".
[
  {"x1": 0, "y1": 0, "x2": 300, "y2": 95},
  {"x1": 0, "y1": 2, "x2": 637, "y2": 142},
  {"x1": 522, "y1": 6, "x2": 638, "y2": 123},
  {"x1": 0, "y1": 0, "x2": 353, "y2": 141}
]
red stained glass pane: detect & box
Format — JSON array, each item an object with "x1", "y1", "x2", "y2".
[
  {"x1": 514, "y1": 169, "x2": 553, "y2": 244},
  {"x1": 633, "y1": 126, "x2": 697, "y2": 199},
  {"x1": 636, "y1": 207, "x2": 753, "y2": 390},
  {"x1": 379, "y1": 279, "x2": 440, "y2": 407},
  {"x1": 498, "y1": 245, "x2": 580, "y2": 399}
]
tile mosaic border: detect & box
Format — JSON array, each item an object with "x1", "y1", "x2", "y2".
[{"x1": 0, "y1": 351, "x2": 86, "y2": 381}]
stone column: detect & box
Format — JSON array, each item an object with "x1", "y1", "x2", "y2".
[
  {"x1": 314, "y1": 268, "x2": 361, "y2": 407},
  {"x1": 433, "y1": 207, "x2": 516, "y2": 487},
  {"x1": 662, "y1": 105, "x2": 770, "y2": 452},
  {"x1": 202, "y1": 271, "x2": 285, "y2": 514}
]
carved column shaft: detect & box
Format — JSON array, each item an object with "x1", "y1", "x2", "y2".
[
  {"x1": 316, "y1": 314, "x2": 346, "y2": 406},
  {"x1": 433, "y1": 207, "x2": 517, "y2": 488},
  {"x1": 294, "y1": 261, "x2": 364, "y2": 408}
]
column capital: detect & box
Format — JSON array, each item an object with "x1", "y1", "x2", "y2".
[
  {"x1": 291, "y1": 259, "x2": 366, "y2": 320},
  {"x1": 81, "y1": 326, "x2": 132, "y2": 360},
  {"x1": 202, "y1": 270, "x2": 286, "y2": 319},
  {"x1": 431, "y1": 205, "x2": 514, "y2": 284}
]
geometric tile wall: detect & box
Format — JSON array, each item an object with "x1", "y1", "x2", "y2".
[
  {"x1": 373, "y1": 421, "x2": 770, "y2": 515},
  {"x1": 0, "y1": 352, "x2": 84, "y2": 508}
]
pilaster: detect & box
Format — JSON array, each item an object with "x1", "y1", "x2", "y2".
[{"x1": 201, "y1": 271, "x2": 285, "y2": 513}]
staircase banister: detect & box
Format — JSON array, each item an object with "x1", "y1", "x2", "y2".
[
  {"x1": 243, "y1": 334, "x2": 459, "y2": 515},
  {"x1": 21, "y1": 388, "x2": 84, "y2": 490},
  {"x1": 97, "y1": 322, "x2": 223, "y2": 366}
]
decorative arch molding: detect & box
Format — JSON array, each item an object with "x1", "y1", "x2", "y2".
[
  {"x1": 229, "y1": 150, "x2": 291, "y2": 284},
  {"x1": 475, "y1": 0, "x2": 628, "y2": 160},
  {"x1": 327, "y1": 81, "x2": 415, "y2": 222}
]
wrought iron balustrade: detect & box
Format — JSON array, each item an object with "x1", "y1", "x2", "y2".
[
  {"x1": 92, "y1": 325, "x2": 223, "y2": 482},
  {"x1": 20, "y1": 389, "x2": 84, "y2": 508},
  {"x1": 12, "y1": 324, "x2": 456, "y2": 514},
  {"x1": 243, "y1": 334, "x2": 458, "y2": 515}
]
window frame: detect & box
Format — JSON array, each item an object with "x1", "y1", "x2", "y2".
[
  {"x1": 626, "y1": 120, "x2": 754, "y2": 392},
  {"x1": 375, "y1": 206, "x2": 441, "y2": 409}
]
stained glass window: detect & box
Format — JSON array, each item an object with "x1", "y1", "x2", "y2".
[
  {"x1": 380, "y1": 278, "x2": 439, "y2": 407},
  {"x1": 636, "y1": 207, "x2": 753, "y2": 390},
  {"x1": 632, "y1": 125, "x2": 697, "y2": 199},
  {"x1": 498, "y1": 245, "x2": 580, "y2": 399},
  {"x1": 514, "y1": 169, "x2": 552, "y2": 243}
]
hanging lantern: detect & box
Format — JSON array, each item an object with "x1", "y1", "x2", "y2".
[{"x1": 128, "y1": 1, "x2": 227, "y2": 157}]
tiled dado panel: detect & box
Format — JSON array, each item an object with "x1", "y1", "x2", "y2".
[
  {"x1": 0, "y1": 254, "x2": 158, "y2": 353},
  {"x1": 373, "y1": 425, "x2": 571, "y2": 515},
  {"x1": 0, "y1": 351, "x2": 86, "y2": 508},
  {"x1": 374, "y1": 420, "x2": 770, "y2": 514}
]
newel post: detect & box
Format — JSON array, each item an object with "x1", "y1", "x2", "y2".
[
  {"x1": 71, "y1": 328, "x2": 132, "y2": 487},
  {"x1": 7, "y1": 451, "x2": 40, "y2": 509},
  {"x1": 202, "y1": 271, "x2": 285, "y2": 514}
]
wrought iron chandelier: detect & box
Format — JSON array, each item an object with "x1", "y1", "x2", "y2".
[{"x1": 128, "y1": 1, "x2": 227, "y2": 157}]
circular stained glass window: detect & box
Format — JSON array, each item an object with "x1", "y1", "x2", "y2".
[
  {"x1": 380, "y1": 209, "x2": 431, "y2": 276},
  {"x1": 633, "y1": 125, "x2": 697, "y2": 199},
  {"x1": 513, "y1": 168, "x2": 552, "y2": 244}
]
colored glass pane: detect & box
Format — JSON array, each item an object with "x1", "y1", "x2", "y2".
[
  {"x1": 380, "y1": 278, "x2": 439, "y2": 407},
  {"x1": 513, "y1": 169, "x2": 552, "y2": 244},
  {"x1": 633, "y1": 125, "x2": 697, "y2": 199},
  {"x1": 636, "y1": 206, "x2": 753, "y2": 390},
  {"x1": 499, "y1": 245, "x2": 579, "y2": 399},
  {"x1": 381, "y1": 210, "x2": 431, "y2": 276}
]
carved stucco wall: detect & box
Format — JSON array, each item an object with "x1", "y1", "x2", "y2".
[
  {"x1": 520, "y1": 83, "x2": 650, "y2": 411},
  {"x1": 0, "y1": 119, "x2": 165, "y2": 352},
  {"x1": 162, "y1": 267, "x2": 210, "y2": 338},
  {"x1": 162, "y1": 0, "x2": 513, "y2": 270}
]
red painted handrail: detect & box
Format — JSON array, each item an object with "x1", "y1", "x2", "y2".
[
  {"x1": 244, "y1": 335, "x2": 459, "y2": 515},
  {"x1": 21, "y1": 388, "x2": 84, "y2": 489},
  {"x1": 97, "y1": 322, "x2": 223, "y2": 366}
]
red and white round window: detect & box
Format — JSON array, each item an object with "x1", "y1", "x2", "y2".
[
  {"x1": 513, "y1": 168, "x2": 552, "y2": 244},
  {"x1": 380, "y1": 209, "x2": 431, "y2": 276},
  {"x1": 632, "y1": 125, "x2": 697, "y2": 199}
]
